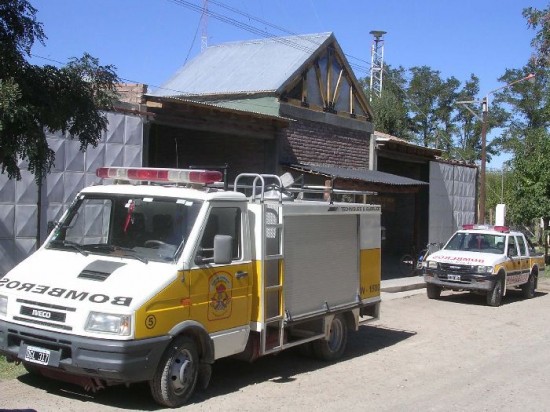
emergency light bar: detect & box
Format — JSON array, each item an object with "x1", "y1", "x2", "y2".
[
  {"x1": 96, "y1": 167, "x2": 223, "y2": 185},
  {"x1": 462, "y1": 224, "x2": 510, "y2": 233}
]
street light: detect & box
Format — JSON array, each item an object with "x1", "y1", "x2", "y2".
[{"x1": 458, "y1": 73, "x2": 536, "y2": 224}]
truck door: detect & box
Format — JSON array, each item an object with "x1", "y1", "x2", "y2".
[
  {"x1": 517, "y1": 235, "x2": 530, "y2": 283},
  {"x1": 506, "y1": 236, "x2": 521, "y2": 285},
  {"x1": 188, "y1": 204, "x2": 252, "y2": 333}
]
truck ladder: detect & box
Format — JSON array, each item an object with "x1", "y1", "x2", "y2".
[{"x1": 260, "y1": 203, "x2": 285, "y2": 355}]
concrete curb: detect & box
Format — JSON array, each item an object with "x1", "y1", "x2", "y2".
[{"x1": 381, "y1": 276, "x2": 426, "y2": 293}]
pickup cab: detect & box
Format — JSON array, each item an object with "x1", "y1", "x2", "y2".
[{"x1": 423, "y1": 225, "x2": 545, "y2": 306}]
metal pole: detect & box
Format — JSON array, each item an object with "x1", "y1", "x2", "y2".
[{"x1": 479, "y1": 97, "x2": 488, "y2": 224}]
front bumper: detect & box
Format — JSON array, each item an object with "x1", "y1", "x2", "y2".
[
  {"x1": 0, "y1": 320, "x2": 171, "y2": 383},
  {"x1": 424, "y1": 270, "x2": 496, "y2": 292}
]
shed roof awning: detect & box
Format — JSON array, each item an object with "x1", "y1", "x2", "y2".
[{"x1": 286, "y1": 164, "x2": 428, "y2": 193}]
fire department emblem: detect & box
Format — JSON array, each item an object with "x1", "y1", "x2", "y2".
[{"x1": 208, "y1": 272, "x2": 232, "y2": 320}]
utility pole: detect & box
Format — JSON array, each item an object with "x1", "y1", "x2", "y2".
[
  {"x1": 457, "y1": 73, "x2": 535, "y2": 224},
  {"x1": 479, "y1": 97, "x2": 488, "y2": 223}
]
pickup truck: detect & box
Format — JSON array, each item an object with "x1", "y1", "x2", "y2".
[{"x1": 423, "y1": 225, "x2": 545, "y2": 306}]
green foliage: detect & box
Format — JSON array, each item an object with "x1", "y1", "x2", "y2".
[
  {"x1": 0, "y1": 356, "x2": 24, "y2": 380},
  {"x1": 508, "y1": 128, "x2": 550, "y2": 223},
  {"x1": 0, "y1": 0, "x2": 119, "y2": 183}
]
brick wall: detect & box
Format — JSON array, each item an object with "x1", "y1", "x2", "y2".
[
  {"x1": 279, "y1": 117, "x2": 370, "y2": 170},
  {"x1": 116, "y1": 83, "x2": 147, "y2": 105}
]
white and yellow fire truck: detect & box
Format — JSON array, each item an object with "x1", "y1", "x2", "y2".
[
  {"x1": 424, "y1": 224, "x2": 545, "y2": 306},
  {"x1": 0, "y1": 167, "x2": 381, "y2": 407}
]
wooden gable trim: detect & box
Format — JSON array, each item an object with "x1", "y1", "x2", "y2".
[{"x1": 279, "y1": 43, "x2": 372, "y2": 121}]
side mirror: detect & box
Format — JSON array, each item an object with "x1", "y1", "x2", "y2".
[
  {"x1": 213, "y1": 235, "x2": 233, "y2": 264},
  {"x1": 47, "y1": 221, "x2": 58, "y2": 235}
]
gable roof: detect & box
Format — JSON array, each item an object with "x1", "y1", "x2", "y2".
[{"x1": 152, "y1": 33, "x2": 334, "y2": 97}]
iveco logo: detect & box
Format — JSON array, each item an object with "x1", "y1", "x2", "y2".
[
  {"x1": 31, "y1": 309, "x2": 52, "y2": 319},
  {"x1": 449, "y1": 266, "x2": 461, "y2": 270}
]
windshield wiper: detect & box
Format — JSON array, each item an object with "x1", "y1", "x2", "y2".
[
  {"x1": 49, "y1": 240, "x2": 89, "y2": 256},
  {"x1": 90, "y1": 244, "x2": 148, "y2": 264}
]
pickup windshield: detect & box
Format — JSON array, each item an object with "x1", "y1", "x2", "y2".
[
  {"x1": 444, "y1": 232, "x2": 506, "y2": 254},
  {"x1": 46, "y1": 194, "x2": 203, "y2": 262}
]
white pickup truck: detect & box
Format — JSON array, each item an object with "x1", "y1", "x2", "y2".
[{"x1": 423, "y1": 225, "x2": 545, "y2": 306}]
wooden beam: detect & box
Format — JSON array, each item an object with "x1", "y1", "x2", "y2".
[
  {"x1": 332, "y1": 69, "x2": 344, "y2": 106},
  {"x1": 314, "y1": 61, "x2": 327, "y2": 108},
  {"x1": 327, "y1": 50, "x2": 332, "y2": 104}
]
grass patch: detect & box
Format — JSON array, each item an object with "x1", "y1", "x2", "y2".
[{"x1": 0, "y1": 355, "x2": 25, "y2": 380}]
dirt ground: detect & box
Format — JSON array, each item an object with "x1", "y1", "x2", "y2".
[{"x1": 3, "y1": 279, "x2": 550, "y2": 411}]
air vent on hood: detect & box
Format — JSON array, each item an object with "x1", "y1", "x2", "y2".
[{"x1": 78, "y1": 260, "x2": 126, "y2": 282}]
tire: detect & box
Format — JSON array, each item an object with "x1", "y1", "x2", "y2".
[
  {"x1": 426, "y1": 283, "x2": 441, "y2": 299},
  {"x1": 399, "y1": 254, "x2": 415, "y2": 276},
  {"x1": 149, "y1": 336, "x2": 199, "y2": 408},
  {"x1": 521, "y1": 272, "x2": 536, "y2": 299},
  {"x1": 312, "y1": 314, "x2": 348, "y2": 361},
  {"x1": 487, "y1": 277, "x2": 503, "y2": 307}
]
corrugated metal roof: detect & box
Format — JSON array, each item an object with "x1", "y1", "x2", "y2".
[
  {"x1": 288, "y1": 164, "x2": 428, "y2": 187},
  {"x1": 152, "y1": 33, "x2": 333, "y2": 97}
]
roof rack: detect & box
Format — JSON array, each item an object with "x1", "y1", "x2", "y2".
[{"x1": 231, "y1": 172, "x2": 376, "y2": 204}]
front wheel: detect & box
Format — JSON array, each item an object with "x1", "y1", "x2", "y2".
[
  {"x1": 312, "y1": 314, "x2": 348, "y2": 361},
  {"x1": 426, "y1": 283, "x2": 441, "y2": 299},
  {"x1": 487, "y1": 277, "x2": 503, "y2": 307},
  {"x1": 149, "y1": 336, "x2": 199, "y2": 408},
  {"x1": 399, "y1": 254, "x2": 415, "y2": 276}
]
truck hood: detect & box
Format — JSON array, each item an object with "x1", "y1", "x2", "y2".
[
  {"x1": 0, "y1": 249, "x2": 179, "y2": 311},
  {"x1": 428, "y1": 249, "x2": 504, "y2": 266}
]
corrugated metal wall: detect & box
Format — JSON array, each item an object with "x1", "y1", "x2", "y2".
[
  {"x1": 429, "y1": 161, "x2": 477, "y2": 245},
  {"x1": 0, "y1": 112, "x2": 143, "y2": 276}
]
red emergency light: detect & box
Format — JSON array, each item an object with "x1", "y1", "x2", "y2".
[
  {"x1": 96, "y1": 167, "x2": 223, "y2": 185},
  {"x1": 461, "y1": 224, "x2": 510, "y2": 233}
]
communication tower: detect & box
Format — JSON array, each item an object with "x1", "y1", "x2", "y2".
[
  {"x1": 201, "y1": 0, "x2": 208, "y2": 52},
  {"x1": 369, "y1": 30, "x2": 387, "y2": 100}
]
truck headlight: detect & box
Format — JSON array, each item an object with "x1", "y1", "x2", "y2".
[
  {"x1": 0, "y1": 295, "x2": 7, "y2": 316},
  {"x1": 428, "y1": 261, "x2": 438, "y2": 269},
  {"x1": 85, "y1": 312, "x2": 131, "y2": 336},
  {"x1": 476, "y1": 265, "x2": 493, "y2": 273}
]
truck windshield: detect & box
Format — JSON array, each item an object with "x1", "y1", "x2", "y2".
[
  {"x1": 445, "y1": 232, "x2": 506, "y2": 254},
  {"x1": 46, "y1": 194, "x2": 203, "y2": 262}
]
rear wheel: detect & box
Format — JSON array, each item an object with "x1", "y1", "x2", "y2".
[
  {"x1": 426, "y1": 283, "x2": 441, "y2": 299},
  {"x1": 312, "y1": 314, "x2": 348, "y2": 361},
  {"x1": 521, "y1": 272, "x2": 536, "y2": 299},
  {"x1": 149, "y1": 336, "x2": 199, "y2": 408},
  {"x1": 487, "y1": 277, "x2": 503, "y2": 307}
]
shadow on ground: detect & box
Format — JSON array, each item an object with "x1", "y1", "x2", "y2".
[{"x1": 17, "y1": 324, "x2": 416, "y2": 410}]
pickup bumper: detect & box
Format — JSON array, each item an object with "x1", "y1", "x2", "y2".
[
  {"x1": 0, "y1": 320, "x2": 171, "y2": 384},
  {"x1": 424, "y1": 270, "x2": 496, "y2": 292}
]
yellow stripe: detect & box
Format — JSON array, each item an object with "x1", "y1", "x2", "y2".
[{"x1": 360, "y1": 248, "x2": 381, "y2": 298}]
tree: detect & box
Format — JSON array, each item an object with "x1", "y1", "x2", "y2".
[
  {"x1": 363, "y1": 65, "x2": 411, "y2": 138},
  {"x1": 0, "y1": 0, "x2": 119, "y2": 183},
  {"x1": 508, "y1": 128, "x2": 550, "y2": 225}
]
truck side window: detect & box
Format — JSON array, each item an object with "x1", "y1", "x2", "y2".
[
  {"x1": 517, "y1": 236, "x2": 527, "y2": 257},
  {"x1": 198, "y1": 207, "x2": 241, "y2": 262},
  {"x1": 507, "y1": 236, "x2": 517, "y2": 257}
]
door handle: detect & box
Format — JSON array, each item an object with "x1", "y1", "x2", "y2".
[{"x1": 236, "y1": 271, "x2": 248, "y2": 279}]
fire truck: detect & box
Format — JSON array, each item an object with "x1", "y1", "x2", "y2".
[{"x1": 0, "y1": 167, "x2": 381, "y2": 407}]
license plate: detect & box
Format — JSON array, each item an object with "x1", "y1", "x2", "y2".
[
  {"x1": 447, "y1": 274, "x2": 461, "y2": 281},
  {"x1": 24, "y1": 345, "x2": 51, "y2": 365}
]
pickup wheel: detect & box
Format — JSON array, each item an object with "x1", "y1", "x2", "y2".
[
  {"x1": 521, "y1": 272, "x2": 536, "y2": 299},
  {"x1": 149, "y1": 336, "x2": 199, "y2": 408},
  {"x1": 312, "y1": 314, "x2": 348, "y2": 361},
  {"x1": 487, "y1": 277, "x2": 503, "y2": 307},
  {"x1": 426, "y1": 283, "x2": 441, "y2": 299}
]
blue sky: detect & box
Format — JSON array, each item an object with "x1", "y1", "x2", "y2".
[{"x1": 28, "y1": 0, "x2": 547, "y2": 168}]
